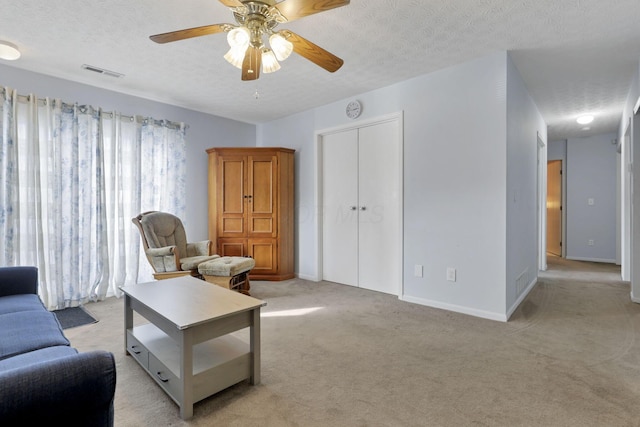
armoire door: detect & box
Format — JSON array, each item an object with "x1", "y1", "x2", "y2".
[
  {"x1": 322, "y1": 119, "x2": 401, "y2": 295},
  {"x1": 217, "y1": 155, "x2": 246, "y2": 238},
  {"x1": 248, "y1": 155, "x2": 277, "y2": 238}
]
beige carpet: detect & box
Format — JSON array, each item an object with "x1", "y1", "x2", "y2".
[{"x1": 66, "y1": 257, "x2": 640, "y2": 426}]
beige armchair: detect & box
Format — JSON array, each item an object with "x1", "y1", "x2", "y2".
[{"x1": 132, "y1": 211, "x2": 219, "y2": 280}]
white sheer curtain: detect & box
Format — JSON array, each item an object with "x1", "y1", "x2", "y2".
[{"x1": 0, "y1": 86, "x2": 186, "y2": 310}]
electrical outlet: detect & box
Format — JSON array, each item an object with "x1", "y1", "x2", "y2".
[
  {"x1": 414, "y1": 265, "x2": 423, "y2": 278},
  {"x1": 588, "y1": 239, "x2": 594, "y2": 246},
  {"x1": 446, "y1": 267, "x2": 456, "y2": 282}
]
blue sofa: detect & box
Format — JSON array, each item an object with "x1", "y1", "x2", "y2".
[{"x1": 0, "y1": 266, "x2": 116, "y2": 426}]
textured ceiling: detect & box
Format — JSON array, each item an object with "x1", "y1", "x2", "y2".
[{"x1": 1, "y1": 0, "x2": 639, "y2": 140}]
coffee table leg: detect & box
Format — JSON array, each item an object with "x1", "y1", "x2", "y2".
[
  {"x1": 250, "y1": 308, "x2": 261, "y2": 385},
  {"x1": 124, "y1": 295, "x2": 133, "y2": 355},
  {"x1": 180, "y1": 330, "x2": 194, "y2": 420}
]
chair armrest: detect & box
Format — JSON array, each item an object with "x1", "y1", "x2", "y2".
[
  {"x1": 146, "y1": 246, "x2": 176, "y2": 257},
  {"x1": 0, "y1": 350, "x2": 116, "y2": 426},
  {"x1": 0, "y1": 266, "x2": 38, "y2": 297},
  {"x1": 145, "y1": 246, "x2": 179, "y2": 272},
  {"x1": 187, "y1": 240, "x2": 212, "y2": 257}
]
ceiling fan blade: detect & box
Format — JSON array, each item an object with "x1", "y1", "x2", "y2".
[
  {"x1": 282, "y1": 30, "x2": 344, "y2": 73},
  {"x1": 274, "y1": 0, "x2": 350, "y2": 22},
  {"x1": 242, "y1": 46, "x2": 262, "y2": 81},
  {"x1": 218, "y1": 0, "x2": 244, "y2": 7},
  {"x1": 149, "y1": 24, "x2": 231, "y2": 44}
]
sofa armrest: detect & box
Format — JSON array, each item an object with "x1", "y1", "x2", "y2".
[
  {"x1": 0, "y1": 266, "x2": 38, "y2": 297},
  {"x1": 0, "y1": 350, "x2": 116, "y2": 426}
]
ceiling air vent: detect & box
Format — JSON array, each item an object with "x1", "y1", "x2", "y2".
[{"x1": 81, "y1": 64, "x2": 124, "y2": 78}]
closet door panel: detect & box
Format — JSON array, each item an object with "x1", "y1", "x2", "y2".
[
  {"x1": 322, "y1": 130, "x2": 359, "y2": 286},
  {"x1": 358, "y1": 121, "x2": 401, "y2": 294}
]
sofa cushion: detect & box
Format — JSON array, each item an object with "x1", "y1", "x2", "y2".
[
  {"x1": 0, "y1": 311, "x2": 70, "y2": 360},
  {"x1": 0, "y1": 294, "x2": 46, "y2": 315},
  {"x1": 0, "y1": 345, "x2": 78, "y2": 371}
]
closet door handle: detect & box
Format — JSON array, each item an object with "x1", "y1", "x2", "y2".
[
  {"x1": 350, "y1": 206, "x2": 357, "y2": 211},
  {"x1": 360, "y1": 206, "x2": 367, "y2": 211}
]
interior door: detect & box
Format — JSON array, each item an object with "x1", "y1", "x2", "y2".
[
  {"x1": 547, "y1": 160, "x2": 562, "y2": 256},
  {"x1": 322, "y1": 129, "x2": 359, "y2": 286},
  {"x1": 358, "y1": 121, "x2": 401, "y2": 294},
  {"x1": 321, "y1": 119, "x2": 401, "y2": 295}
]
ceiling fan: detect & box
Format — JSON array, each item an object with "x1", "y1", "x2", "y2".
[{"x1": 150, "y1": 0, "x2": 350, "y2": 81}]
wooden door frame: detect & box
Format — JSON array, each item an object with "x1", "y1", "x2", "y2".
[{"x1": 314, "y1": 111, "x2": 404, "y2": 296}]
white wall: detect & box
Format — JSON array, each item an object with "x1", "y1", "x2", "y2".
[
  {"x1": 505, "y1": 56, "x2": 547, "y2": 315},
  {"x1": 258, "y1": 51, "x2": 545, "y2": 321},
  {"x1": 565, "y1": 133, "x2": 618, "y2": 262},
  {"x1": 548, "y1": 140, "x2": 567, "y2": 162},
  {"x1": 619, "y1": 58, "x2": 640, "y2": 298},
  {"x1": 0, "y1": 63, "x2": 256, "y2": 239},
  {"x1": 2, "y1": 51, "x2": 547, "y2": 321}
]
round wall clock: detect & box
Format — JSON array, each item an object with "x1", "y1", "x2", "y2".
[{"x1": 346, "y1": 100, "x2": 362, "y2": 119}]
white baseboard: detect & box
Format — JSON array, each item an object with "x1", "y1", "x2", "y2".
[
  {"x1": 565, "y1": 256, "x2": 616, "y2": 263},
  {"x1": 400, "y1": 294, "x2": 507, "y2": 322},
  {"x1": 631, "y1": 290, "x2": 640, "y2": 304},
  {"x1": 297, "y1": 273, "x2": 319, "y2": 282}
]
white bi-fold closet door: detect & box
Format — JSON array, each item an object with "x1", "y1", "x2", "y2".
[{"x1": 321, "y1": 118, "x2": 401, "y2": 295}]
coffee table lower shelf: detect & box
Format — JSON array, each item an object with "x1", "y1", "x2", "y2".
[{"x1": 127, "y1": 323, "x2": 251, "y2": 408}]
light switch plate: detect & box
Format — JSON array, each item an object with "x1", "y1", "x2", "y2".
[
  {"x1": 446, "y1": 267, "x2": 456, "y2": 282},
  {"x1": 414, "y1": 265, "x2": 423, "y2": 277}
]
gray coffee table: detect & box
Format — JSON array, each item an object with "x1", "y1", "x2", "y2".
[{"x1": 121, "y1": 275, "x2": 265, "y2": 420}]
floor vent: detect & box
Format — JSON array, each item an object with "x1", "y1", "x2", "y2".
[{"x1": 81, "y1": 64, "x2": 124, "y2": 78}]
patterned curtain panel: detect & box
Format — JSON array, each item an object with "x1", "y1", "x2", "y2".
[{"x1": 0, "y1": 86, "x2": 186, "y2": 309}]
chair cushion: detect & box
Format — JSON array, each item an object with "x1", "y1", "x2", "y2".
[
  {"x1": 181, "y1": 255, "x2": 220, "y2": 271},
  {"x1": 0, "y1": 311, "x2": 70, "y2": 360},
  {"x1": 140, "y1": 212, "x2": 188, "y2": 257},
  {"x1": 198, "y1": 257, "x2": 256, "y2": 277}
]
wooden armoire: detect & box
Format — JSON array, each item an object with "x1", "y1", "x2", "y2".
[{"x1": 207, "y1": 147, "x2": 295, "y2": 280}]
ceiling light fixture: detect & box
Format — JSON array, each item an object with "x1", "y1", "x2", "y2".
[
  {"x1": 0, "y1": 41, "x2": 21, "y2": 61},
  {"x1": 576, "y1": 115, "x2": 594, "y2": 125},
  {"x1": 150, "y1": 0, "x2": 349, "y2": 81},
  {"x1": 221, "y1": 3, "x2": 294, "y2": 77}
]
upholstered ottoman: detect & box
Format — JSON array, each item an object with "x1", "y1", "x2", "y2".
[{"x1": 198, "y1": 256, "x2": 255, "y2": 296}]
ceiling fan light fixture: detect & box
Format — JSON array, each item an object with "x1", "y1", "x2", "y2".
[
  {"x1": 224, "y1": 45, "x2": 247, "y2": 69},
  {"x1": 0, "y1": 41, "x2": 21, "y2": 61},
  {"x1": 269, "y1": 33, "x2": 293, "y2": 61},
  {"x1": 227, "y1": 26, "x2": 250, "y2": 48},
  {"x1": 261, "y1": 49, "x2": 281, "y2": 73}
]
